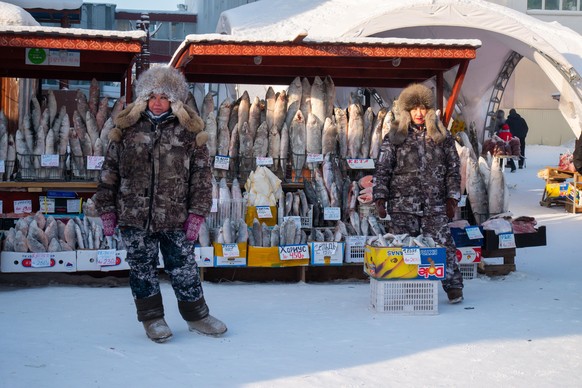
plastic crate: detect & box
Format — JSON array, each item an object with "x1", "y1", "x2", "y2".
[
  {"x1": 459, "y1": 263, "x2": 478, "y2": 279},
  {"x1": 69, "y1": 155, "x2": 101, "y2": 181},
  {"x1": 15, "y1": 154, "x2": 67, "y2": 181},
  {"x1": 370, "y1": 278, "x2": 439, "y2": 315},
  {"x1": 206, "y1": 198, "x2": 247, "y2": 229},
  {"x1": 345, "y1": 235, "x2": 366, "y2": 263}
]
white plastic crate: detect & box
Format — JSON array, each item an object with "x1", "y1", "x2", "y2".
[
  {"x1": 370, "y1": 278, "x2": 439, "y2": 315},
  {"x1": 459, "y1": 263, "x2": 478, "y2": 279},
  {"x1": 206, "y1": 198, "x2": 247, "y2": 229},
  {"x1": 345, "y1": 235, "x2": 366, "y2": 263}
]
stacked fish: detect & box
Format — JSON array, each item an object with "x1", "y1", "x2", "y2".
[
  {"x1": 214, "y1": 217, "x2": 248, "y2": 245},
  {"x1": 1, "y1": 210, "x2": 121, "y2": 253},
  {"x1": 367, "y1": 233, "x2": 440, "y2": 248},
  {"x1": 456, "y1": 130, "x2": 509, "y2": 224},
  {"x1": 0, "y1": 110, "x2": 16, "y2": 181},
  {"x1": 9, "y1": 79, "x2": 123, "y2": 181},
  {"x1": 201, "y1": 76, "x2": 394, "y2": 184}
]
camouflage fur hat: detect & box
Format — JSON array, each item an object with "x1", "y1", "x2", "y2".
[{"x1": 388, "y1": 83, "x2": 447, "y2": 145}]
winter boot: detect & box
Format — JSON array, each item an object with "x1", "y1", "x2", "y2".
[
  {"x1": 178, "y1": 298, "x2": 227, "y2": 337},
  {"x1": 135, "y1": 293, "x2": 173, "y2": 343},
  {"x1": 447, "y1": 288, "x2": 464, "y2": 304}
]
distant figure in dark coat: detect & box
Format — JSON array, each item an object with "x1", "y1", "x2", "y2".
[{"x1": 505, "y1": 108, "x2": 529, "y2": 168}]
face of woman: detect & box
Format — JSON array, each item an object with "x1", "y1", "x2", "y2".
[
  {"x1": 148, "y1": 93, "x2": 171, "y2": 116},
  {"x1": 410, "y1": 106, "x2": 428, "y2": 125}
]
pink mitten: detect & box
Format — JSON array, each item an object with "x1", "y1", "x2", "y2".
[
  {"x1": 184, "y1": 214, "x2": 204, "y2": 241},
  {"x1": 101, "y1": 212, "x2": 117, "y2": 236}
]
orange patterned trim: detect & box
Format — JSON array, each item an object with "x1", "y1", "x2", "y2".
[
  {"x1": 0, "y1": 35, "x2": 142, "y2": 52},
  {"x1": 187, "y1": 43, "x2": 476, "y2": 59}
]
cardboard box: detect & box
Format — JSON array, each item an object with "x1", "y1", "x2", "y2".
[
  {"x1": 195, "y1": 246, "x2": 214, "y2": 267},
  {"x1": 76, "y1": 250, "x2": 129, "y2": 272},
  {"x1": 545, "y1": 182, "x2": 569, "y2": 198},
  {"x1": 450, "y1": 226, "x2": 484, "y2": 247},
  {"x1": 1, "y1": 251, "x2": 76, "y2": 273},
  {"x1": 245, "y1": 206, "x2": 278, "y2": 227},
  {"x1": 310, "y1": 242, "x2": 345, "y2": 266},
  {"x1": 364, "y1": 245, "x2": 447, "y2": 280},
  {"x1": 213, "y1": 242, "x2": 247, "y2": 267},
  {"x1": 455, "y1": 246, "x2": 482, "y2": 263},
  {"x1": 566, "y1": 182, "x2": 582, "y2": 206},
  {"x1": 482, "y1": 226, "x2": 546, "y2": 250},
  {"x1": 247, "y1": 246, "x2": 309, "y2": 267}
]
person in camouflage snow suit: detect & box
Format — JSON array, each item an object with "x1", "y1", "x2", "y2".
[
  {"x1": 372, "y1": 83, "x2": 464, "y2": 304},
  {"x1": 94, "y1": 66, "x2": 227, "y2": 342}
]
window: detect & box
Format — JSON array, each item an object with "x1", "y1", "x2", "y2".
[{"x1": 528, "y1": 0, "x2": 580, "y2": 10}]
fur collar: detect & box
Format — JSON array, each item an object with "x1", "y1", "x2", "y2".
[
  {"x1": 388, "y1": 108, "x2": 447, "y2": 145},
  {"x1": 110, "y1": 100, "x2": 207, "y2": 146}
]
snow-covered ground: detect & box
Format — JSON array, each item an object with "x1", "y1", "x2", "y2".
[{"x1": 1, "y1": 144, "x2": 581, "y2": 388}]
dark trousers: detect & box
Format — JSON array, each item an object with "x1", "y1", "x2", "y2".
[{"x1": 518, "y1": 137, "x2": 526, "y2": 167}]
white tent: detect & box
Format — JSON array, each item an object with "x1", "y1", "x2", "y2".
[{"x1": 216, "y1": 0, "x2": 582, "y2": 140}]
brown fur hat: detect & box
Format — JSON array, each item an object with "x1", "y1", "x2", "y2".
[{"x1": 388, "y1": 83, "x2": 447, "y2": 145}]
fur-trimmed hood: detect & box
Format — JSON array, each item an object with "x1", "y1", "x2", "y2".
[
  {"x1": 109, "y1": 100, "x2": 207, "y2": 146},
  {"x1": 388, "y1": 83, "x2": 447, "y2": 145}
]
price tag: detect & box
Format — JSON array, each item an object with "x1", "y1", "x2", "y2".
[
  {"x1": 0, "y1": 200, "x2": 3, "y2": 214},
  {"x1": 256, "y1": 156, "x2": 273, "y2": 166},
  {"x1": 465, "y1": 225, "x2": 484, "y2": 240},
  {"x1": 306, "y1": 153, "x2": 323, "y2": 163},
  {"x1": 256, "y1": 206, "x2": 273, "y2": 219},
  {"x1": 67, "y1": 199, "x2": 82, "y2": 213},
  {"x1": 283, "y1": 216, "x2": 302, "y2": 229},
  {"x1": 346, "y1": 158, "x2": 375, "y2": 169},
  {"x1": 213, "y1": 155, "x2": 230, "y2": 170},
  {"x1": 221, "y1": 243, "x2": 240, "y2": 258},
  {"x1": 402, "y1": 246, "x2": 421, "y2": 264},
  {"x1": 458, "y1": 195, "x2": 467, "y2": 207},
  {"x1": 39, "y1": 196, "x2": 55, "y2": 213},
  {"x1": 97, "y1": 249, "x2": 117, "y2": 266},
  {"x1": 349, "y1": 235, "x2": 367, "y2": 247},
  {"x1": 498, "y1": 232, "x2": 516, "y2": 249},
  {"x1": 14, "y1": 200, "x2": 32, "y2": 214},
  {"x1": 211, "y1": 198, "x2": 218, "y2": 213},
  {"x1": 87, "y1": 156, "x2": 105, "y2": 170},
  {"x1": 313, "y1": 242, "x2": 338, "y2": 256},
  {"x1": 31, "y1": 253, "x2": 52, "y2": 268},
  {"x1": 41, "y1": 154, "x2": 59, "y2": 167},
  {"x1": 323, "y1": 207, "x2": 340, "y2": 220},
  {"x1": 279, "y1": 244, "x2": 310, "y2": 260},
  {"x1": 0, "y1": 159, "x2": 5, "y2": 173}
]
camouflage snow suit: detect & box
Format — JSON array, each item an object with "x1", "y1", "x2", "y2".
[
  {"x1": 94, "y1": 107, "x2": 212, "y2": 320},
  {"x1": 373, "y1": 124, "x2": 463, "y2": 291}
]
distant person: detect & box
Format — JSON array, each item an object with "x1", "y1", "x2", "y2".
[
  {"x1": 505, "y1": 108, "x2": 529, "y2": 168},
  {"x1": 493, "y1": 109, "x2": 505, "y2": 136},
  {"x1": 574, "y1": 136, "x2": 582, "y2": 174},
  {"x1": 498, "y1": 124, "x2": 516, "y2": 172}
]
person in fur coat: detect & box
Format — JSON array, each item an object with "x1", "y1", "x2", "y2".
[
  {"x1": 372, "y1": 83, "x2": 464, "y2": 303},
  {"x1": 94, "y1": 66, "x2": 226, "y2": 342}
]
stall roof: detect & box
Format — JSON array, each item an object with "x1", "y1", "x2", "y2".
[
  {"x1": 171, "y1": 33, "x2": 481, "y2": 89},
  {"x1": 0, "y1": 26, "x2": 146, "y2": 82}
]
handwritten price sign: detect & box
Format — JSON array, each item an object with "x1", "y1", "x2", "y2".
[
  {"x1": 213, "y1": 155, "x2": 230, "y2": 170},
  {"x1": 346, "y1": 158, "x2": 375, "y2": 169},
  {"x1": 279, "y1": 244, "x2": 309, "y2": 261}
]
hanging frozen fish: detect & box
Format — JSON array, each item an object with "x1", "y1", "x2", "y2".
[
  {"x1": 292, "y1": 192, "x2": 301, "y2": 216},
  {"x1": 310, "y1": 76, "x2": 326, "y2": 129},
  {"x1": 268, "y1": 123, "x2": 281, "y2": 172},
  {"x1": 347, "y1": 100, "x2": 364, "y2": 159},
  {"x1": 201, "y1": 91, "x2": 214, "y2": 122},
  {"x1": 96, "y1": 97, "x2": 110, "y2": 131},
  {"x1": 478, "y1": 155, "x2": 491, "y2": 187},
  {"x1": 323, "y1": 75, "x2": 336, "y2": 120},
  {"x1": 16, "y1": 129, "x2": 31, "y2": 172},
  {"x1": 285, "y1": 76, "x2": 302, "y2": 129},
  {"x1": 298, "y1": 189, "x2": 309, "y2": 217},
  {"x1": 321, "y1": 117, "x2": 337, "y2": 156},
  {"x1": 349, "y1": 210, "x2": 362, "y2": 236},
  {"x1": 361, "y1": 107, "x2": 374, "y2": 159},
  {"x1": 314, "y1": 168, "x2": 330, "y2": 209},
  {"x1": 265, "y1": 86, "x2": 276, "y2": 130},
  {"x1": 273, "y1": 90, "x2": 287, "y2": 133},
  {"x1": 86, "y1": 111, "x2": 100, "y2": 150},
  {"x1": 222, "y1": 217, "x2": 233, "y2": 244},
  {"x1": 45, "y1": 127, "x2": 57, "y2": 156},
  {"x1": 248, "y1": 96, "x2": 262, "y2": 141},
  {"x1": 231, "y1": 177, "x2": 243, "y2": 220},
  {"x1": 239, "y1": 121, "x2": 254, "y2": 177},
  {"x1": 76, "y1": 89, "x2": 89, "y2": 123},
  {"x1": 237, "y1": 91, "x2": 250, "y2": 132},
  {"x1": 382, "y1": 109, "x2": 394, "y2": 140},
  {"x1": 30, "y1": 96, "x2": 42, "y2": 133},
  {"x1": 58, "y1": 109, "x2": 70, "y2": 156},
  {"x1": 334, "y1": 107, "x2": 348, "y2": 159},
  {"x1": 300, "y1": 77, "x2": 311, "y2": 124},
  {"x1": 47, "y1": 89, "x2": 58, "y2": 127},
  {"x1": 279, "y1": 123, "x2": 289, "y2": 172},
  {"x1": 228, "y1": 122, "x2": 240, "y2": 160},
  {"x1": 252, "y1": 121, "x2": 269, "y2": 158},
  {"x1": 466, "y1": 157, "x2": 489, "y2": 224},
  {"x1": 455, "y1": 141, "x2": 470, "y2": 195},
  {"x1": 305, "y1": 112, "x2": 322, "y2": 160},
  {"x1": 218, "y1": 177, "x2": 231, "y2": 220},
  {"x1": 88, "y1": 78, "x2": 100, "y2": 116},
  {"x1": 205, "y1": 111, "x2": 218, "y2": 157},
  {"x1": 22, "y1": 112, "x2": 34, "y2": 158},
  {"x1": 290, "y1": 110, "x2": 306, "y2": 177},
  {"x1": 217, "y1": 97, "x2": 232, "y2": 157},
  {"x1": 110, "y1": 96, "x2": 125, "y2": 123},
  {"x1": 488, "y1": 156, "x2": 509, "y2": 215}
]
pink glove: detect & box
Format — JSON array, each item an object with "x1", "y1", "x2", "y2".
[
  {"x1": 101, "y1": 212, "x2": 117, "y2": 236},
  {"x1": 184, "y1": 214, "x2": 205, "y2": 241}
]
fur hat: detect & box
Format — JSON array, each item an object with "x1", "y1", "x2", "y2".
[
  {"x1": 111, "y1": 66, "x2": 207, "y2": 146},
  {"x1": 388, "y1": 83, "x2": 447, "y2": 145}
]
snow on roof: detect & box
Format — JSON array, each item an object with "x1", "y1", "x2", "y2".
[
  {"x1": 0, "y1": 1, "x2": 40, "y2": 26},
  {"x1": 3, "y1": 0, "x2": 83, "y2": 10},
  {"x1": 181, "y1": 32, "x2": 481, "y2": 48},
  {"x1": 0, "y1": 24, "x2": 147, "y2": 41}
]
